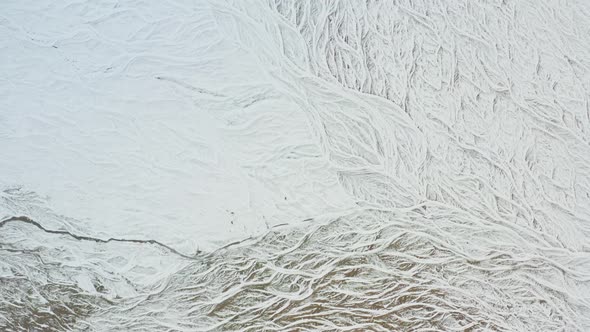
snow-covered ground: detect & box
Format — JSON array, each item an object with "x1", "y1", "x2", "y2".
[
  {"x1": 0, "y1": 0, "x2": 354, "y2": 254},
  {"x1": 1, "y1": 0, "x2": 590, "y2": 330}
]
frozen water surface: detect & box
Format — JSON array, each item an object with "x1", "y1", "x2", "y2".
[{"x1": 1, "y1": 0, "x2": 590, "y2": 330}]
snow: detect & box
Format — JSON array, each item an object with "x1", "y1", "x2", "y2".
[{"x1": 1, "y1": 0, "x2": 590, "y2": 330}]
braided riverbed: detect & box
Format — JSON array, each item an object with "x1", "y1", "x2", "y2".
[{"x1": 1, "y1": 0, "x2": 590, "y2": 330}]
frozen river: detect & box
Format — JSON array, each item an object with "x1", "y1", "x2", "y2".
[{"x1": 1, "y1": 0, "x2": 590, "y2": 330}]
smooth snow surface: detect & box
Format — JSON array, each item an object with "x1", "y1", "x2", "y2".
[{"x1": 1, "y1": 0, "x2": 590, "y2": 330}]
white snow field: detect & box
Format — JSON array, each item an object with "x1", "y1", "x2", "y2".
[{"x1": 1, "y1": 0, "x2": 590, "y2": 330}]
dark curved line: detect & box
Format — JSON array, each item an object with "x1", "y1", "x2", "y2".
[{"x1": 0, "y1": 216, "x2": 200, "y2": 260}]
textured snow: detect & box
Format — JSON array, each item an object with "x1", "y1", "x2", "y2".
[{"x1": 1, "y1": 0, "x2": 590, "y2": 330}]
